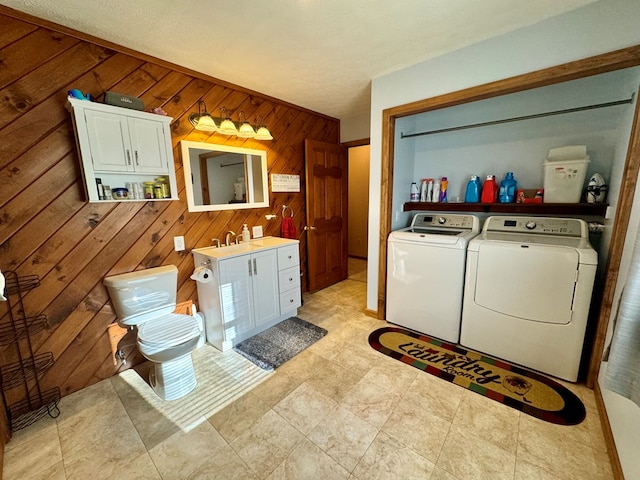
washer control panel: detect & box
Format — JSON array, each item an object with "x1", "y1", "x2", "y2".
[
  {"x1": 410, "y1": 214, "x2": 478, "y2": 230},
  {"x1": 484, "y1": 216, "x2": 587, "y2": 237}
]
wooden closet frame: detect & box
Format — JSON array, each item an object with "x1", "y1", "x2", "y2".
[
  {"x1": 378, "y1": 45, "x2": 640, "y2": 478},
  {"x1": 378, "y1": 45, "x2": 640, "y2": 386}
]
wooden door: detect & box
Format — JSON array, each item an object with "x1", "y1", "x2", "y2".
[{"x1": 304, "y1": 139, "x2": 348, "y2": 292}]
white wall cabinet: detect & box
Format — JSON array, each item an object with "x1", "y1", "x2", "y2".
[
  {"x1": 193, "y1": 237, "x2": 301, "y2": 352},
  {"x1": 67, "y1": 97, "x2": 178, "y2": 202}
]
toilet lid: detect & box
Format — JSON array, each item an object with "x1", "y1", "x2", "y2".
[{"x1": 137, "y1": 313, "x2": 201, "y2": 347}]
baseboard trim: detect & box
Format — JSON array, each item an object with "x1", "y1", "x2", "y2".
[{"x1": 364, "y1": 308, "x2": 381, "y2": 319}]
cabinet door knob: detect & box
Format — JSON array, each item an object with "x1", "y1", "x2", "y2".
[
  {"x1": 289, "y1": 277, "x2": 293, "y2": 281},
  {"x1": 135, "y1": 150, "x2": 139, "y2": 166},
  {"x1": 248, "y1": 259, "x2": 252, "y2": 276},
  {"x1": 126, "y1": 150, "x2": 132, "y2": 165},
  {"x1": 253, "y1": 258, "x2": 257, "y2": 275}
]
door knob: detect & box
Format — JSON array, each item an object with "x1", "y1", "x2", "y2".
[{"x1": 304, "y1": 226, "x2": 316, "y2": 231}]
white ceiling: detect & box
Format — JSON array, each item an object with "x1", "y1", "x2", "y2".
[{"x1": 2, "y1": 0, "x2": 596, "y2": 120}]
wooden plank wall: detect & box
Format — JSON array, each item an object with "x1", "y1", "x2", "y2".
[{"x1": 0, "y1": 9, "x2": 339, "y2": 425}]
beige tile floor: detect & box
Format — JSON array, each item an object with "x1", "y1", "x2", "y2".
[{"x1": 3, "y1": 259, "x2": 614, "y2": 480}]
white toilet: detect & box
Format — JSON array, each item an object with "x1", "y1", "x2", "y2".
[{"x1": 104, "y1": 265, "x2": 203, "y2": 401}]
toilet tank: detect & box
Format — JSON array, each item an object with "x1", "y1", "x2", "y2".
[{"x1": 103, "y1": 265, "x2": 178, "y2": 326}]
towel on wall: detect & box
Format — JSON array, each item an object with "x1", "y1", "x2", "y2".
[{"x1": 281, "y1": 217, "x2": 297, "y2": 239}]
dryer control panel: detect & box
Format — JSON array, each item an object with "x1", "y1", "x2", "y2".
[
  {"x1": 483, "y1": 216, "x2": 587, "y2": 237},
  {"x1": 410, "y1": 214, "x2": 479, "y2": 230}
]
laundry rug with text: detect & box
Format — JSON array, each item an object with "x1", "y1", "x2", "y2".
[{"x1": 368, "y1": 327, "x2": 585, "y2": 425}]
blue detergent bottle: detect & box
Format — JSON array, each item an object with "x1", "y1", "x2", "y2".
[
  {"x1": 465, "y1": 175, "x2": 481, "y2": 203},
  {"x1": 498, "y1": 172, "x2": 517, "y2": 203}
]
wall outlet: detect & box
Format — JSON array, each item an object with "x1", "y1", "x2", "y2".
[
  {"x1": 174, "y1": 236, "x2": 185, "y2": 251},
  {"x1": 252, "y1": 225, "x2": 263, "y2": 238}
]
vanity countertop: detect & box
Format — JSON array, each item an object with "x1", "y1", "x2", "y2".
[{"x1": 192, "y1": 236, "x2": 299, "y2": 260}]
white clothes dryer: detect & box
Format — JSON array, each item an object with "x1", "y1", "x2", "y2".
[
  {"x1": 386, "y1": 213, "x2": 481, "y2": 343},
  {"x1": 460, "y1": 216, "x2": 598, "y2": 382}
]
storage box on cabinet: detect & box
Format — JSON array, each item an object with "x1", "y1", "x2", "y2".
[{"x1": 67, "y1": 97, "x2": 178, "y2": 203}]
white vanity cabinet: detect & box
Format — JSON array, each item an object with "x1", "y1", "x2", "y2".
[
  {"x1": 192, "y1": 237, "x2": 301, "y2": 352},
  {"x1": 67, "y1": 97, "x2": 178, "y2": 202}
]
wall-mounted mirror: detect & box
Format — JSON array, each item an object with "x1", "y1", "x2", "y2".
[{"x1": 181, "y1": 140, "x2": 269, "y2": 212}]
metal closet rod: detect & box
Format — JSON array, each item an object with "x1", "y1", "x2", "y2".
[{"x1": 400, "y1": 95, "x2": 635, "y2": 139}]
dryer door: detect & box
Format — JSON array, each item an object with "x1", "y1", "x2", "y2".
[{"x1": 474, "y1": 241, "x2": 579, "y2": 324}]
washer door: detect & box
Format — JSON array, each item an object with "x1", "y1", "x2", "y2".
[{"x1": 474, "y1": 241, "x2": 579, "y2": 324}]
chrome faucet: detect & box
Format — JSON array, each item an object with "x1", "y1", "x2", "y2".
[
  {"x1": 225, "y1": 231, "x2": 236, "y2": 246},
  {"x1": 211, "y1": 238, "x2": 221, "y2": 248}
]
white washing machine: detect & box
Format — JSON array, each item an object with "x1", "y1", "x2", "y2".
[
  {"x1": 460, "y1": 216, "x2": 598, "y2": 382},
  {"x1": 386, "y1": 213, "x2": 481, "y2": 343}
]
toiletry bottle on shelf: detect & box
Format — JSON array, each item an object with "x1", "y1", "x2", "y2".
[
  {"x1": 242, "y1": 224, "x2": 251, "y2": 242},
  {"x1": 439, "y1": 176, "x2": 448, "y2": 203},
  {"x1": 420, "y1": 179, "x2": 428, "y2": 202},
  {"x1": 481, "y1": 175, "x2": 497, "y2": 203},
  {"x1": 432, "y1": 180, "x2": 440, "y2": 203},
  {"x1": 465, "y1": 175, "x2": 481, "y2": 203},
  {"x1": 410, "y1": 182, "x2": 419, "y2": 202},
  {"x1": 426, "y1": 178, "x2": 434, "y2": 202},
  {"x1": 498, "y1": 172, "x2": 517, "y2": 203}
]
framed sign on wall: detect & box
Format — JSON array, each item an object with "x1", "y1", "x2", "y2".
[{"x1": 271, "y1": 174, "x2": 301, "y2": 192}]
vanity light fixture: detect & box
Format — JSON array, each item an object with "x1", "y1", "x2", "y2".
[
  {"x1": 188, "y1": 103, "x2": 273, "y2": 140},
  {"x1": 254, "y1": 116, "x2": 274, "y2": 141},
  {"x1": 217, "y1": 107, "x2": 239, "y2": 136},
  {"x1": 237, "y1": 111, "x2": 257, "y2": 138},
  {"x1": 188, "y1": 100, "x2": 218, "y2": 132}
]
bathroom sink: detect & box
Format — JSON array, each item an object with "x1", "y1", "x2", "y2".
[{"x1": 193, "y1": 237, "x2": 296, "y2": 259}]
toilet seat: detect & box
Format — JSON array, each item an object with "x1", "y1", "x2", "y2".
[{"x1": 137, "y1": 313, "x2": 201, "y2": 347}]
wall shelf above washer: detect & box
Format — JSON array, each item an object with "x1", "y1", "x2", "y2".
[{"x1": 403, "y1": 202, "x2": 607, "y2": 217}]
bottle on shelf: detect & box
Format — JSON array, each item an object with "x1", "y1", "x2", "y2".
[
  {"x1": 439, "y1": 176, "x2": 448, "y2": 203},
  {"x1": 498, "y1": 172, "x2": 517, "y2": 203},
  {"x1": 426, "y1": 178, "x2": 434, "y2": 202},
  {"x1": 420, "y1": 179, "x2": 428, "y2": 202},
  {"x1": 465, "y1": 175, "x2": 481, "y2": 203},
  {"x1": 410, "y1": 182, "x2": 420, "y2": 202},
  {"x1": 432, "y1": 180, "x2": 441, "y2": 203},
  {"x1": 481, "y1": 175, "x2": 498, "y2": 203}
]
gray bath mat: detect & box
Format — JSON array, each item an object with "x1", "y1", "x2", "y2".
[{"x1": 234, "y1": 317, "x2": 327, "y2": 371}]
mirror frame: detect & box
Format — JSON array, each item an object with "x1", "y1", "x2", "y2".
[{"x1": 180, "y1": 140, "x2": 269, "y2": 212}]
